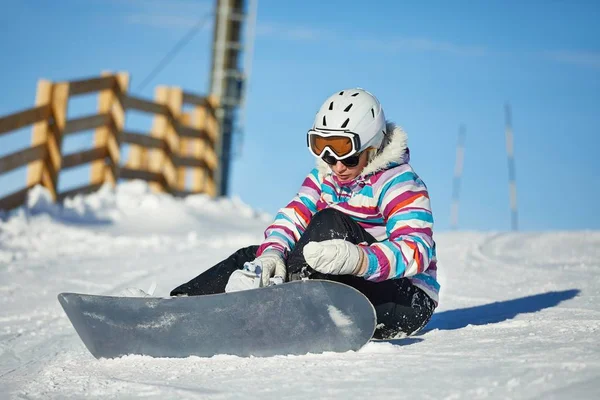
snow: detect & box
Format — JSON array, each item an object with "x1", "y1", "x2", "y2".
[
  {"x1": 327, "y1": 305, "x2": 354, "y2": 328},
  {"x1": 1, "y1": 181, "x2": 599, "y2": 399}
]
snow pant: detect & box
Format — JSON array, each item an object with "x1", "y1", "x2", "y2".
[{"x1": 170, "y1": 208, "x2": 436, "y2": 339}]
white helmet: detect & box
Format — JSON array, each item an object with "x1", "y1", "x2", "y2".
[{"x1": 308, "y1": 88, "x2": 386, "y2": 159}]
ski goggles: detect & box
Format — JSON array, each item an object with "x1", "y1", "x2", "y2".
[
  {"x1": 321, "y1": 151, "x2": 363, "y2": 167},
  {"x1": 307, "y1": 129, "x2": 361, "y2": 160}
]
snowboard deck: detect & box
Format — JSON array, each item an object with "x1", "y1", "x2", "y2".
[{"x1": 58, "y1": 279, "x2": 377, "y2": 359}]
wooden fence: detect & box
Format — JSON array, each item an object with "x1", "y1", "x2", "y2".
[{"x1": 0, "y1": 72, "x2": 219, "y2": 211}]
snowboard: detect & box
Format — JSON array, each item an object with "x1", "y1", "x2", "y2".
[{"x1": 58, "y1": 279, "x2": 377, "y2": 359}]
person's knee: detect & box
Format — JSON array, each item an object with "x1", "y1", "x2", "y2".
[
  {"x1": 374, "y1": 303, "x2": 423, "y2": 339},
  {"x1": 234, "y1": 245, "x2": 259, "y2": 260},
  {"x1": 301, "y1": 208, "x2": 352, "y2": 241},
  {"x1": 372, "y1": 284, "x2": 436, "y2": 339},
  {"x1": 310, "y1": 208, "x2": 348, "y2": 225}
]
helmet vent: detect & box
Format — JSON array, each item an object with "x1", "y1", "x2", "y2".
[
  {"x1": 322, "y1": 115, "x2": 327, "y2": 126},
  {"x1": 344, "y1": 104, "x2": 353, "y2": 112},
  {"x1": 341, "y1": 118, "x2": 350, "y2": 129},
  {"x1": 371, "y1": 108, "x2": 375, "y2": 118},
  {"x1": 339, "y1": 91, "x2": 344, "y2": 95},
  {"x1": 329, "y1": 101, "x2": 334, "y2": 110},
  {"x1": 352, "y1": 92, "x2": 360, "y2": 97}
]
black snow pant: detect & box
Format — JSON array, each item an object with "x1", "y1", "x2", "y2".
[{"x1": 170, "y1": 208, "x2": 436, "y2": 339}]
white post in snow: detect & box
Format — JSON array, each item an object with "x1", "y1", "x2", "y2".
[
  {"x1": 451, "y1": 125, "x2": 466, "y2": 230},
  {"x1": 505, "y1": 103, "x2": 519, "y2": 231}
]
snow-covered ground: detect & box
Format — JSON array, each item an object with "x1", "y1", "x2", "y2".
[{"x1": 0, "y1": 182, "x2": 598, "y2": 399}]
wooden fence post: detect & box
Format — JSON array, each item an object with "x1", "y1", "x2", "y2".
[
  {"x1": 148, "y1": 86, "x2": 182, "y2": 193},
  {"x1": 166, "y1": 87, "x2": 182, "y2": 192},
  {"x1": 27, "y1": 81, "x2": 69, "y2": 201},
  {"x1": 126, "y1": 141, "x2": 149, "y2": 171},
  {"x1": 47, "y1": 82, "x2": 70, "y2": 199},
  {"x1": 112, "y1": 72, "x2": 129, "y2": 175},
  {"x1": 90, "y1": 71, "x2": 129, "y2": 187},
  {"x1": 205, "y1": 95, "x2": 220, "y2": 197},
  {"x1": 178, "y1": 112, "x2": 191, "y2": 192},
  {"x1": 148, "y1": 87, "x2": 170, "y2": 192},
  {"x1": 26, "y1": 80, "x2": 54, "y2": 196},
  {"x1": 190, "y1": 104, "x2": 207, "y2": 194}
]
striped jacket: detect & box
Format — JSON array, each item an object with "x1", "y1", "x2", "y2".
[{"x1": 257, "y1": 123, "x2": 440, "y2": 304}]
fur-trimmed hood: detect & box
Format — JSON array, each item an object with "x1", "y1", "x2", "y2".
[{"x1": 316, "y1": 122, "x2": 409, "y2": 180}]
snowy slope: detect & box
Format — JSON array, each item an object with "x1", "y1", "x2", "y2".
[{"x1": 0, "y1": 182, "x2": 599, "y2": 399}]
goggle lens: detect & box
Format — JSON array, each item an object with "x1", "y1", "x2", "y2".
[
  {"x1": 322, "y1": 152, "x2": 362, "y2": 167},
  {"x1": 309, "y1": 134, "x2": 354, "y2": 158}
]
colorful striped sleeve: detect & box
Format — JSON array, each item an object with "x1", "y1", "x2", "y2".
[
  {"x1": 256, "y1": 168, "x2": 322, "y2": 258},
  {"x1": 361, "y1": 168, "x2": 435, "y2": 281}
]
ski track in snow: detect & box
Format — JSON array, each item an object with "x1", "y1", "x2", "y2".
[{"x1": 0, "y1": 182, "x2": 599, "y2": 399}]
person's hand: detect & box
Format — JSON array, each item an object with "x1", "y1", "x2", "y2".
[
  {"x1": 254, "y1": 251, "x2": 287, "y2": 287},
  {"x1": 225, "y1": 252, "x2": 286, "y2": 293},
  {"x1": 303, "y1": 239, "x2": 366, "y2": 276}
]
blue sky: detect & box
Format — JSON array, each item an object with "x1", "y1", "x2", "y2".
[{"x1": 1, "y1": 0, "x2": 599, "y2": 231}]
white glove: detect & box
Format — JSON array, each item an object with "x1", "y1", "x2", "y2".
[
  {"x1": 225, "y1": 268, "x2": 262, "y2": 293},
  {"x1": 303, "y1": 239, "x2": 365, "y2": 276},
  {"x1": 224, "y1": 251, "x2": 286, "y2": 293},
  {"x1": 254, "y1": 251, "x2": 287, "y2": 287}
]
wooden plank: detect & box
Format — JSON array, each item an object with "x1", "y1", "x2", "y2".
[
  {"x1": 191, "y1": 167, "x2": 206, "y2": 194},
  {"x1": 181, "y1": 92, "x2": 211, "y2": 108},
  {"x1": 41, "y1": 155, "x2": 59, "y2": 192},
  {"x1": 121, "y1": 94, "x2": 168, "y2": 115},
  {"x1": 182, "y1": 92, "x2": 205, "y2": 106},
  {"x1": 172, "y1": 155, "x2": 208, "y2": 169},
  {"x1": 177, "y1": 113, "x2": 191, "y2": 191},
  {"x1": 91, "y1": 72, "x2": 118, "y2": 186},
  {"x1": 178, "y1": 125, "x2": 215, "y2": 145},
  {"x1": 26, "y1": 80, "x2": 54, "y2": 196},
  {"x1": 62, "y1": 147, "x2": 108, "y2": 169},
  {"x1": 0, "y1": 185, "x2": 35, "y2": 211},
  {"x1": 0, "y1": 105, "x2": 51, "y2": 136},
  {"x1": 167, "y1": 88, "x2": 184, "y2": 146},
  {"x1": 122, "y1": 131, "x2": 166, "y2": 150},
  {"x1": 110, "y1": 72, "x2": 129, "y2": 129},
  {"x1": 206, "y1": 106, "x2": 219, "y2": 144},
  {"x1": 166, "y1": 87, "x2": 183, "y2": 191},
  {"x1": 107, "y1": 72, "x2": 129, "y2": 175},
  {"x1": 46, "y1": 82, "x2": 70, "y2": 200},
  {"x1": 119, "y1": 167, "x2": 166, "y2": 186},
  {"x1": 191, "y1": 95, "x2": 219, "y2": 146},
  {"x1": 94, "y1": 71, "x2": 128, "y2": 183},
  {"x1": 206, "y1": 94, "x2": 219, "y2": 118},
  {"x1": 57, "y1": 183, "x2": 105, "y2": 202},
  {"x1": 190, "y1": 103, "x2": 207, "y2": 193},
  {"x1": 68, "y1": 76, "x2": 115, "y2": 96},
  {"x1": 182, "y1": 92, "x2": 217, "y2": 118},
  {"x1": 63, "y1": 113, "x2": 110, "y2": 135},
  {"x1": 206, "y1": 147, "x2": 218, "y2": 169},
  {"x1": 205, "y1": 174, "x2": 216, "y2": 197},
  {"x1": 147, "y1": 87, "x2": 171, "y2": 193},
  {"x1": 0, "y1": 144, "x2": 47, "y2": 174}
]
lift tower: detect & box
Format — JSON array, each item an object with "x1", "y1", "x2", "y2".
[{"x1": 210, "y1": 0, "x2": 255, "y2": 196}]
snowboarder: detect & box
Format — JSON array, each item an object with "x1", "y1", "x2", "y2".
[{"x1": 171, "y1": 88, "x2": 440, "y2": 339}]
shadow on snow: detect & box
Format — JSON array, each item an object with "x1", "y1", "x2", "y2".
[
  {"x1": 370, "y1": 337, "x2": 424, "y2": 346},
  {"x1": 421, "y1": 289, "x2": 580, "y2": 332}
]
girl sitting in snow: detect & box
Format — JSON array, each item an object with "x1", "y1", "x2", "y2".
[{"x1": 171, "y1": 88, "x2": 439, "y2": 339}]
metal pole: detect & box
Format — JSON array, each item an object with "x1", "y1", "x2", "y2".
[
  {"x1": 209, "y1": 0, "x2": 247, "y2": 196},
  {"x1": 451, "y1": 125, "x2": 466, "y2": 230},
  {"x1": 233, "y1": 0, "x2": 258, "y2": 157},
  {"x1": 505, "y1": 103, "x2": 519, "y2": 231}
]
